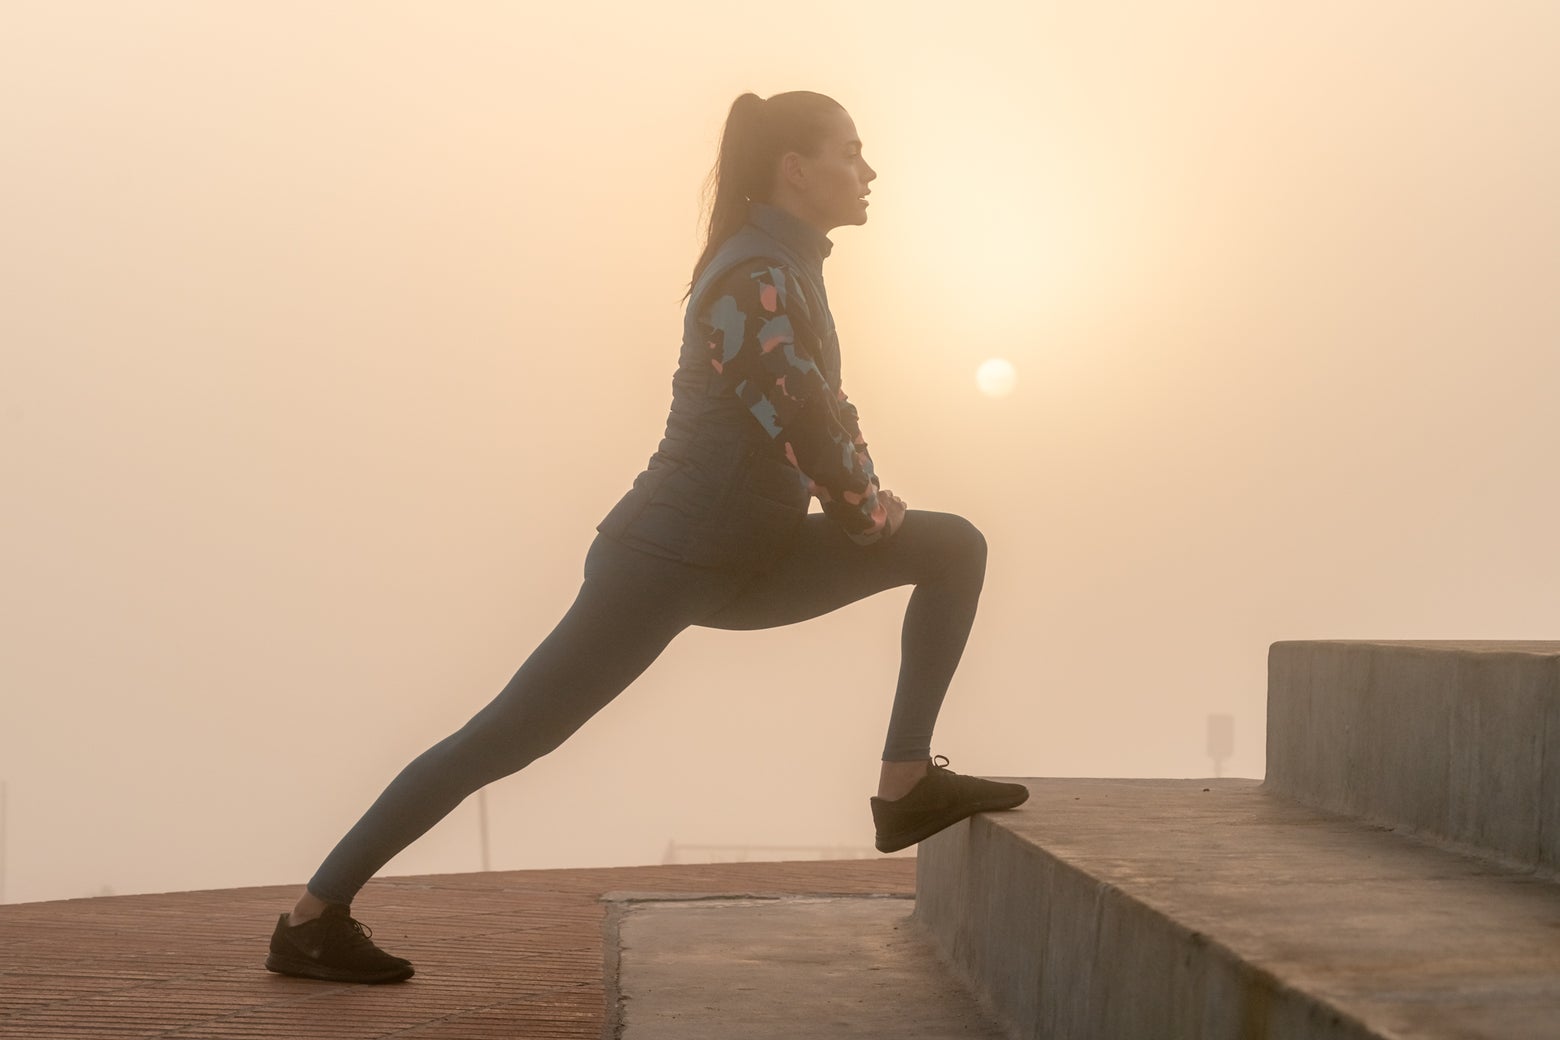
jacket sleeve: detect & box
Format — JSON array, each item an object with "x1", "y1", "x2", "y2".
[{"x1": 701, "y1": 261, "x2": 889, "y2": 545}]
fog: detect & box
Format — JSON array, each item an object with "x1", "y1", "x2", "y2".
[{"x1": 4, "y1": 1, "x2": 1557, "y2": 905}]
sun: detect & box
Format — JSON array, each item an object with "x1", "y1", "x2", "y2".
[{"x1": 976, "y1": 357, "x2": 1017, "y2": 397}]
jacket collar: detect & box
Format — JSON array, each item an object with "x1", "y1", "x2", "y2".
[{"x1": 747, "y1": 202, "x2": 833, "y2": 274}]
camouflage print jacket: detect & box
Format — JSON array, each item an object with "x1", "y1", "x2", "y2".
[{"x1": 596, "y1": 202, "x2": 887, "y2": 572}]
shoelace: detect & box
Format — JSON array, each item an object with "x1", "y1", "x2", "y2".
[
  {"x1": 343, "y1": 915, "x2": 375, "y2": 946},
  {"x1": 318, "y1": 909, "x2": 377, "y2": 947}
]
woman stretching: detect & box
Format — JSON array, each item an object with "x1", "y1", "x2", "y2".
[{"x1": 265, "y1": 90, "x2": 1029, "y2": 984}]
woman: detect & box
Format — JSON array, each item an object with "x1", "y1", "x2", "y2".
[{"x1": 265, "y1": 90, "x2": 1029, "y2": 985}]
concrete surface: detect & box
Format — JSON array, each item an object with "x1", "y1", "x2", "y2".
[
  {"x1": 916, "y1": 778, "x2": 1560, "y2": 1040},
  {"x1": 608, "y1": 895, "x2": 1009, "y2": 1039},
  {"x1": 1266, "y1": 640, "x2": 1560, "y2": 873}
]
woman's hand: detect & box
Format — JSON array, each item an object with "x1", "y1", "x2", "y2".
[{"x1": 879, "y1": 489, "x2": 908, "y2": 538}]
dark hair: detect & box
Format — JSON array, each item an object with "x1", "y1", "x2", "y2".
[{"x1": 685, "y1": 90, "x2": 845, "y2": 299}]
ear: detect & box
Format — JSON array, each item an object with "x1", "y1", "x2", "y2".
[{"x1": 778, "y1": 150, "x2": 808, "y2": 193}]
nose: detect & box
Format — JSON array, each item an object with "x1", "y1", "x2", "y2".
[{"x1": 864, "y1": 162, "x2": 877, "y2": 183}]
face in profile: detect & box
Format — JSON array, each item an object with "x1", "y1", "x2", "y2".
[{"x1": 788, "y1": 106, "x2": 877, "y2": 232}]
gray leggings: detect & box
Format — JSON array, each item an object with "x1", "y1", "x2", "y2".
[{"x1": 307, "y1": 508, "x2": 987, "y2": 905}]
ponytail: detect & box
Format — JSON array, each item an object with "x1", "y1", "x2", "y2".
[{"x1": 685, "y1": 90, "x2": 843, "y2": 300}]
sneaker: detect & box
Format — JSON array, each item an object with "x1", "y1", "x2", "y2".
[
  {"x1": 265, "y1": 903, "x2": 415, "y2": 983},
  {"x1": 871, "y1": 755, "x2": 1029, "y2": 853}
]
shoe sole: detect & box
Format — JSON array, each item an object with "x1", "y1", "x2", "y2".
[
  {"x1": 265, "y1": 952, "x2": 414, "y2": 984},
  {"x1": 874, "y1": 789, "x2": 1030, "y2": 854}
]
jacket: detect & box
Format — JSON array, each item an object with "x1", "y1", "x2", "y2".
[{"x1": 595, "y1": 201, "x2": 887, "y2": 572}]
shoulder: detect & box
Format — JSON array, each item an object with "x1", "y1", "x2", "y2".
[
  {"x1": 711, "y1": 258, "x2": 793, "y2": 296},
  {"x1": 697, "y1": 259, "x2": 804, "y2": 325}
]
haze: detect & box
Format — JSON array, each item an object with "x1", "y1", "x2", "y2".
[{"x1": 4, "y1": 1, "x2": 1557, "y2": 905}]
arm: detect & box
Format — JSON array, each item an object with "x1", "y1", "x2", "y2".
[
  {"x1": 702, "y1": 262, "x2": 889, "y2": 544},
  {"x1": 835, "y1": 386, "x2": 880, "y2": 491}
]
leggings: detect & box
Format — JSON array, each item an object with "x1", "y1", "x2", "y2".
[{"x1": 306, "y1": 508, "x2": 987, "y2": 905}]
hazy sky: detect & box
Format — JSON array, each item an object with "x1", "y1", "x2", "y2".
[{"x1": 4, "y1": 1, "x2": 1557, "y2": 904}]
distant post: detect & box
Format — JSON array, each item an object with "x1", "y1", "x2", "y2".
[
  {"x1": 1207, "y1": 714, "x2": 1234, "y2": 778},
  {"x1": 477, "y1": 787, "x2": 491, "y2": 872}
]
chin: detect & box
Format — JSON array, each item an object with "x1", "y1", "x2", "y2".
[{"x1": 827, "y1": 205, "x2": 870, "y2": 231}]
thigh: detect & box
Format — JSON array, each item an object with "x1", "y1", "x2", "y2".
[
  {"x1": 696, "y1": 509, "x2": 985, "y2": 632},
  {"x1": 543, "y1": 534, "x2": 748, "y2": 680},
  {"x1": 465, "y1": 535, "x2": 748, "y2": 738}
]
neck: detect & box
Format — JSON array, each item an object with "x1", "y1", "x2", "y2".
[
  {"x1": 766, "y1": 192, "x2": 833, "y2": 236},
  {"x1": 745, "y1": 201, "x2": 835, "y2": 272}
]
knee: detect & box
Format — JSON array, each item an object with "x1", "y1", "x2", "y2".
[{"x1": 938, "y1": 513, "x2": 987, "y2": 575}]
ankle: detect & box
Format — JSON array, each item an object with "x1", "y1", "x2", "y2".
[
  {"x1": 289, "y1": 889, "x2": 332, "y2": 926},
  {"x1": 877, "y1": 758, "x2": 931, "y2": 801}
]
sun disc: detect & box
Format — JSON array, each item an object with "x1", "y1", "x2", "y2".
[{"x1": 976, "y1": 357, "x2": 1017, "y2": 397}]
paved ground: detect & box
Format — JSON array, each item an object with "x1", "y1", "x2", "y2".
[{"x1": 0, "y1": 859, "x2": 916, "y2": 1039}]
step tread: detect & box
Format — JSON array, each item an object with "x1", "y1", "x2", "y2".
[
  {"x1": 611, "y1": 895, "x2": 1008, "y2": 1039},
  {"x1": 937, "y1": 777, "x2": 1560, "y2": 1039}
]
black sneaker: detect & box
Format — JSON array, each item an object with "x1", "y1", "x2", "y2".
[
  {"x1": 871, "y1": 755, "x2": 1029, "y2": 853},
  {"x1": 265, "y1": 903, "x2": 415, "y2": 983}
]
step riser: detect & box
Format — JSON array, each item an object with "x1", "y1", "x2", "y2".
[
  {"x1": 1265, "y1": 641, "x2": 1560, "y2": 872},
  {"x1": 916, "y1": 817, "x2": 1381, "y2": 1040}
]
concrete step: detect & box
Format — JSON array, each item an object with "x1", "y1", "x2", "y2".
[
  {"x1": 604, "y1": 893, "x2": 1008, "y2": 1039},
  {"x1": 1267, "y1": 640, "x2": 1560, "y2": 874},
  {"x1": 915, "y1": 778, "x2": 1560, "y2": 1040}
]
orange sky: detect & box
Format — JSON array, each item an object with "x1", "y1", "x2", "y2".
[{"x1": 4, "y1": 1, "x2": 1558, "y2": 903}]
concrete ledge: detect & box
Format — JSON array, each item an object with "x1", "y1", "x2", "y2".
[
  {"x1": 915, "y1": 778, "x2": 1560, "y2": 1040},
  {"x1": 1266, "y1": 640, "x2": 1560, "y2": 873}
]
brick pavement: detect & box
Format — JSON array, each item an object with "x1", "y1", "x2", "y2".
[{"x1": 0, "y1": 859, "x2": 916, "y2": 1039}]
